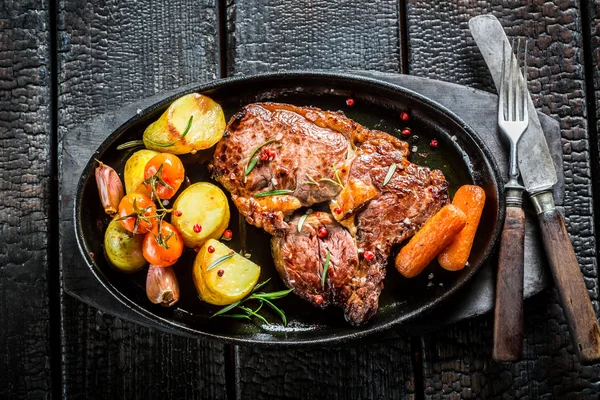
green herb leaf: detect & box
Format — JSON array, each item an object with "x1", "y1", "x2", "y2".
[
  {"x1": 253, "y1": 189, "x2": 294, "y2": 198},
  {"x1": 218, "y1": 314, "x2": 252, "y2": 320},
  {"x1": 244, "y1": 139, "x2": 277, "y2": 176},
  {"x1": 304, "y1": 174, "x2": 319, "y2": 185},
  {"x1": 206, "y1": 253, "x2": 235, "y2": 271},
  {"x1": 251, "y1": 279, "x2": 271, "y2": 294},
  {"x1": 383, "y1": 163, "x2": 397, "y2": 187},
  {"x1": 146, "y1": 115, "x2": 193, "y2": 148},
  {"x1": 244, "y1": 156, "x2": 259, "y2": 176},
  {"x1": 319, "y1": 178, "x2": 344, "y2": 188},
  {"x1": 211, "y1": 301, "x2": 241, "y2": 318},
  {"x1": 260, "y1": 298, "x2": 288, "y2": 326},
  {"x1": 297, "y1": 214, "x2": 309, "y2": 233},
  {"x1": 252, "y1": 289, "x2": 294, "y2": 301},
  {"x1": 210, "y1": 280, "x2": 293, "y2": 327},
  {"x1": 321, "y1": 251, "x2": 331, "y2": 288},
  {"x1": 332, "y1": 164, "x2": 343, "y2": 187},
  {"x1": 239, "y1": 306, "x2": 270, "y2": 325},
  {"x1": 116, "y1": 140, "x2": 145, "y2": 150}
]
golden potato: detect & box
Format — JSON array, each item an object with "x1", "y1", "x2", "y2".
[
  {"x1": 193, "y1": 239, "x2": 260, "y2": 305},
  {"x1": 104, "y1": 219, "x2": 146, "y2": 273},
  {"x1": 171, "y1": 182, "x2": 230, "y2": 248},
  {"x1": 124, "y1": 149, "x2": 158, "y2": 195},
  {"x1": 143, "y1": 93, "x2": 226, "y2": 154}
]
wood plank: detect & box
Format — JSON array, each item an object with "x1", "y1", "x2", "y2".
[
  {"x1": 0, "y1": 0, "x2": 53, "y2": 397},
  {"x1": 226, "y1": 1, "x2": 416, "y2": 398},
  {"x1": 233, "y1": 341, "x2": 417, "y2": 400},
  {"x1": 227, "y1": 0, "x2": 402, "y2": 74},
  {"x1": 406, "y1": 0, "x2": 600, "y2": 397},
  {"x1": 584, "y1": 0, "x2": 600, "y2": 225},
  {"x1": 56, "y1": 1, "x2": 227, "y2": 398}
]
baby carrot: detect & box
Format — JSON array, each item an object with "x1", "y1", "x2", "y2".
[
  {"x1": 395, "y1": 204, "x2": 467, "y2": 278},
  {"x1": 438, "y1": 185, "x2": 486, "y2": 271}
]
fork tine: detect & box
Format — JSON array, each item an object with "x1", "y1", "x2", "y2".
[
  {"x1": 522, "y1": 40, "x2": 529, "y2": 124},
  {"x1": 508, "y1": 39, "x2": 515, "y2": 121},
  {"x1": 515, "y1": 38, "x2": 522, "y2": 121}
]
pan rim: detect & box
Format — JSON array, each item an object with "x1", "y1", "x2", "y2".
[{"x1": 74, "y1": 70, "x2": 505, "y2": 346}]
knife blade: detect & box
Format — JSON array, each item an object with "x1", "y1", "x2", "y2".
[
  {"x1": 470, "y1": 14, "x2": 600, "y2": 364},
  {"x1": 469, "y1": 15, "x2": 556, "y2": 194}
]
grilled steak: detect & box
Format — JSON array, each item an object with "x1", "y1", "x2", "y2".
[
  {"x1": 327, "y1": 133, "x2": 449, "y2": 324},
  {"x1": 332, "y1": 130, "x2": 450, "y2": 258},
  {"x1": 271, "y1": 212, "x2": 374, "y2": 324},
  {"x1": 210, "y1": 103, "x2": 356, "y2": 234},
  {"x1": 212, "y1": 102, "x2": 449, "y2": 325}
]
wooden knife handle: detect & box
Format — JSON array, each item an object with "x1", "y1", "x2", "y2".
[
  {"x1": 538, "y1": 209, "x2": 600, "y2": 364},
  {"x1": 493, "y1": 205, "x2": 525, "y2": 362}
]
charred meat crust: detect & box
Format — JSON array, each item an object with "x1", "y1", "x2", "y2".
[
  {"x1": 210, "y1": 103, "x2": 352, "y2": 234},
  {"x1": 212, "y1": 102, "x2": 450, "y2": 325}
]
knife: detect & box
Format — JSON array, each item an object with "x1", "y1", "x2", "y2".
[{"x1": 469, "y1": 15, "x2": 600, "y2": 363}]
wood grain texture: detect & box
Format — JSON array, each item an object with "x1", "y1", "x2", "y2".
[
  {"x1": 57, "y1": 0, "x2": 226, "y2": 398},
  {"x1": 589, "y1": 0, "x2": 600, "y2": 138},
  {"x1": 406, "y1": 0, "x2": 600, "y2": 397},
  {"x1": 538, "y1": 208, "x2": 600, "y2": 363},
  {"x1": 233, "y1": 341, "x2": 417, "y2": 400},
  {"x1": 226, "y1": 0, "x2": 402, "y2": 75},
  {"x1": 0, "y1": 0, "x2": 53, "y2": 397},
  {"x1": 226, "y1": 2, "x2": 416, "y2": 398},
  {"x1": 493, "y1": 206, "x2": 525, "y2": 362}
]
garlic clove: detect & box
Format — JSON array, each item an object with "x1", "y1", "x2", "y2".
[
  {"x1": 95, "y1": 161, "x2": 124, "y2": 215},
  {"x1": 146, "y1": 265, "x2": 180, "y2": 307}
]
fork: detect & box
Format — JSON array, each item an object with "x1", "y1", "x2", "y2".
[{"x1": 492, "y1": 39, "x2": 529, "y2": 362}]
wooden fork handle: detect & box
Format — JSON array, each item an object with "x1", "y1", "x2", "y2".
[
  {"x1": 493, "y1": 205, "x2": 525, "y2": 362},
  {"x1": 537, "y1": 208, "x2": 600, "y2": 363}
]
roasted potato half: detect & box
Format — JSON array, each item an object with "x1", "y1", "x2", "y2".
[
  {"x1": 171, "y1": 182, "x2": 230, "y2": 248},
  {"x1": 193, "y1": 239, "x2": 261, "y2": 305},
  {"x1": 104, "y1": 219, "x2": 147, "y2": 273},
  {"x1": 124, "y1": 149, "x2": 158, "y2": 195},
  {"x1": 143, "y1": 93, "x2": 226, "y2": 154}
]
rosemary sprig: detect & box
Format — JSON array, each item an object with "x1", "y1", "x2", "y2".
[
  {"x1": 115, "y1": 198, "x2": 155, "y2": 235},
  {"x1": 319, "y1": 178, "x2": 344, "y2": 188},
  {"x1": 145, "y1": 115, "x2": 194, "y2": 148},
  {"x1": 301, "y1": 173, "x2": 319, "y2": 186},
  {"x1": 383, "y1": 163, "x2": 398, "y2": 187},
  {"x1": 332, "y1": 164, "x2": 344, "y2": 187},
  {"x1": 297, "y1": 214, "x2": 309, "y2": 232},
  {"x1": 321, "y1": 251, "x2": 331, "y2": 288},
  {"x1": 244, "y1": 139, "x2": 277, "y2": 176},
  {"x1": 143, "y1": 163, "x2": 174, "y2": 212},
  {"x1": 206, "y1": 252, "x2": 235, "y2": 271},
  {"x1": 253, "y1": 189, "x2": 294, "y2": 198},
  {"x1": 116, "y1": 140, "x2": 144, "y2": 150},
  {"x1": 211, "y1": 279, "x2": 294, "y2": 326}
]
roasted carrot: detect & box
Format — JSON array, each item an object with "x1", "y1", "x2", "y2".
[
  {"x1": 395, "y1": 204, "x2": 466, "y2": 278},
  {"x1": 438, "y1": 185, "x2": 486, "y2": 271}
]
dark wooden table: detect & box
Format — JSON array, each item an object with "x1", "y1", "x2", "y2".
[{"x1": 3, "y1": 0, "x2": 600, "y2": 398}]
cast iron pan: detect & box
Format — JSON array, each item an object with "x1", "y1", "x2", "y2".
[{"x1": 74, "y1": 72, "x2": 504, "y2": 345}]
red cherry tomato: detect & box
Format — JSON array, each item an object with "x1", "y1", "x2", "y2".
[
  {"x1": 144, "y1": 153, "x2": 185, "y2": 200},
  {"x1": 142, "y1": 221, "x2": 184, "y2": 267},
  {"x1": 117, "y1": 193, "x2": 157, "y2": 234}
]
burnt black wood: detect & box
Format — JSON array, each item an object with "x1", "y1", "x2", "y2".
[
  {"x1": 3, "y1": 0, "x2": 600, "y2": 398},
  {"x1": 406, "y1": 0, "x2": 600, "y2": 397},
  {"x1": 56, "y1": 0, "x2": 227, "y2": 398},
  {"x1": 226, "y1": 0, "x2": 402, "y2": 75},
  {"x1": 0, "y1": 0, "x2": 54, "y2": 397}
]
